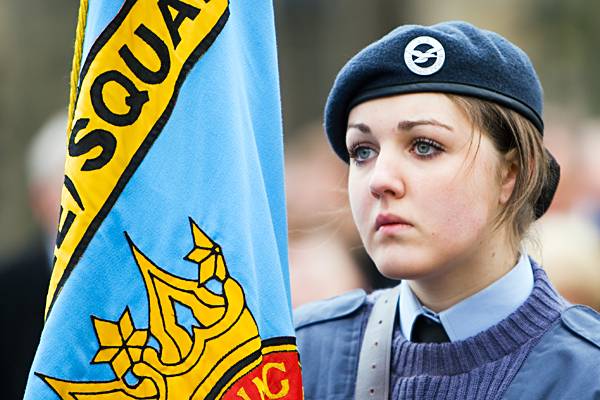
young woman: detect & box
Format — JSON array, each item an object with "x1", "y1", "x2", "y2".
[{"x1": 294, "y1": 21, "x2": 600, "y2": 399}]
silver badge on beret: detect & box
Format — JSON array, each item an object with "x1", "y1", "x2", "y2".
[{"x1": 404, "y1": 36, "x2": 445, "y2": 76}]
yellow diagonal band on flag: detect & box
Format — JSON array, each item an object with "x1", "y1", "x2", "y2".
[{"x1": 49, "y1": 0, "x2": 229, "y2": 316}]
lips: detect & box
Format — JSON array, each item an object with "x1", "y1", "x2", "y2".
[{"x1": 375, "y1": 214, "x2": 413, "y2": 231}]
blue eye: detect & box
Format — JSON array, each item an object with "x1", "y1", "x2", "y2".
[
  {"x1": 412, "y1": 138, "x2": 443, "y2": 158},
  {"x1": 415, "y1": 142, "x2": 434, "y2": 155},
  {"x1": 356, "y1": 147, "x2": 373, "y2": 160},
  {"x1": 348, "y1": 145, "x2": 376, "y2": 164}
]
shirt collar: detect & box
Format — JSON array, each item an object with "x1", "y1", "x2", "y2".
[{"x1": 399, "y1": 253, "x2": 534, "y2": 342}]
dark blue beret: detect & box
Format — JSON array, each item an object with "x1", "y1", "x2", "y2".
[
  {"x1": 325, "y1": 21, "x2": 545, "y2": 162},
  {"x1": 324, "y1": 21, "x2": 559, "y2": 218}
]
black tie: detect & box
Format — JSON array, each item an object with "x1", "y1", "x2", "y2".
[{"x1": 410, "y1": 314, "x2": 450, "y2": 343}]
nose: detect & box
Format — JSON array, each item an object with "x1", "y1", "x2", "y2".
[{"x1": 368, "y1": 152, "x2": 406, "y2": 200}]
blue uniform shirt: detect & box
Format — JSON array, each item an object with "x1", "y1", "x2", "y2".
[
  {"x1": 295, "y1": 258, "x2": 600, "y2": 399},
  {"x1": 400, "y1": 253, "x2": 534, "y2": 341}
]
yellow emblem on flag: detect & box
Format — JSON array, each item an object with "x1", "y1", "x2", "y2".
[
  {"x1": 39, "y1": 218, "x2": 266, "y2": 399},
  {"x1": 50, "y1": 0, "x2": 229, "y2": 316}
]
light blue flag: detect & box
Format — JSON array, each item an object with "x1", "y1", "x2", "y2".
[{"x1": 24, "y1": 0, "x2": 303, "y2": 399}]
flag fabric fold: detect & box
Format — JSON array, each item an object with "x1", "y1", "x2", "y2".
[{"x1": 24, "y1": 0, "x2": 302, "y2": 398}]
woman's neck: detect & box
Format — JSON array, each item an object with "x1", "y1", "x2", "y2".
[{"x1": 408, "y1": 229, "x2": 519, "y2": 313}]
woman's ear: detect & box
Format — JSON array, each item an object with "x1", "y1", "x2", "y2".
[{"x1": 499, "y1": 149, "x2": 519, "y2": 204}]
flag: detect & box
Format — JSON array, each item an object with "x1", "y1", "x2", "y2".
[{"x1": 24, "y1": 0, "x2": 303, "y2": 398}]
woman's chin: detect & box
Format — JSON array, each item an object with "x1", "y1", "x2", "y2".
[{"x1": 373, "y1": 254, "x2": 441, "y2": 281}]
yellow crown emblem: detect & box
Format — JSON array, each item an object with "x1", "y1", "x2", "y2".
[{"x1": 37, "y1": 218, "x2": 288, "y2": 399}]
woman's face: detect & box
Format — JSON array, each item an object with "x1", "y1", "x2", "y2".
[{"x1": 346, "y1": 93, "x2": 511, "y2": 281}]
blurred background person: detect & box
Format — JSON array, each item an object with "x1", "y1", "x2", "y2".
[
  {"x1": 540, "y1": 109, "x2": 584, "y2": 214},
  {"x1": 0, "y1": 0, "x2": 76, "y2": 258},
  {"x1": 577, "y1": 121, "x2": 600, "y2": 230},
  {"x1": 0, "y1": 111, "x2": 66, "y2": 400},
  {"x1": 531, "y1": 213, "x2": 600, "y2": 311}
]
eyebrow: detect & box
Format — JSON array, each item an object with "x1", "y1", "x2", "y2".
[
  {"x1": 347, "y1": 119, "x2": 453, "y2": 134},
  {"x1": 397, "y1": 119, "x2": 453, "y2": 132},
  {"x1": 347, "y1": 123, "x2": 372, "y2": 134}
]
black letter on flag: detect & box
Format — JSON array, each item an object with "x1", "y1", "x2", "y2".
[
  {"x1": 158, "y1": 0, "x2": 201, "y2": 48},
  {"x1": 91, "y1": 71, "x2": 149, "y2": 127},
  {"x1": 119, "y1": 24, "x2": 171, "y2": 84},
  {"x1": 68, "y1": 118, "x2": 117, "y2": 171},
  {"x1": 56, "y1": 205, "x2": 76, "y2": 249}
]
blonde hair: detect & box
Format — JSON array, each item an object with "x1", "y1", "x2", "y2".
[{"x1": 447, "y1": 95, "x2": 550, "y2": 250}]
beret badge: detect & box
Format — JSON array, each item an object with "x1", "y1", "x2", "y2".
[{"x1": 403, "y1": 36, "x2": 445, "y2": 76}]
